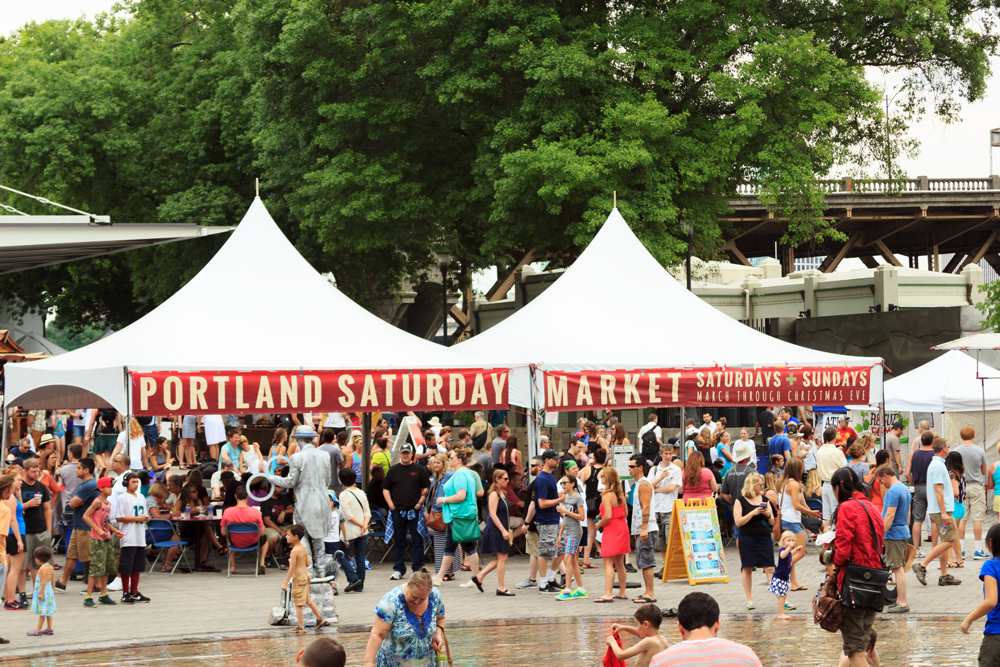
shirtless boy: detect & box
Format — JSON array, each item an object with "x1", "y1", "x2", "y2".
[
  {"x1": 606, "y1": 604, "x2": 670, "y2": 667},
  {"x1": 281, "y1": 524, "x2": 330, "y2": 635}
]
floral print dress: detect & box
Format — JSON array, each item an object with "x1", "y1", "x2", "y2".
[{"x1": 374, "y1": 585, "x2": 445, "y2": 667}]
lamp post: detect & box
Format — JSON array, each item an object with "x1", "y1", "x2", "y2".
[
  {"x1": 992, "y1": 128, "x2": 1000, "y2": 176},
  {"x1": 438, "y1": 252, "x2": 452, "y2": 345},
  {"x1": 681, "y1": 220, "x2": 693, "y2": 291}
]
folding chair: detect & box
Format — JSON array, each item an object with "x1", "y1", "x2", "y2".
[
  {"x1": 366, "y1": 508, "x2": 389, "y2": 562},
  {"x1": 147, "y1": 519, "x2": 192, "y2": 575},
  {"x1": 226, "y1": 522, "x2": 262, "y2": 577}
]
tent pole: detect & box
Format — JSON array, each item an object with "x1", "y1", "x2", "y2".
[
  {"x1": 982, "y1": 352, "x2": 988, "y2": 450},
  {"x1": 528, "y1": 366, "x2": 540, "y2": 478},
  {"x1": 1, "y1": 396, "x2": 9, "y2": 463},
  {"x1": 361, "y1": 413, "x2": 371, "y2": 491}
]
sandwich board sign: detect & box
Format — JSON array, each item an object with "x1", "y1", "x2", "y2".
[{"x1": 661, "y1": 497, "x2": 728, "y2": 585}]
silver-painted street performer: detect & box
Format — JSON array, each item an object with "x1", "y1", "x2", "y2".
[{"x1": 269, "y1": 425, "x2": 333, "y2": 577}]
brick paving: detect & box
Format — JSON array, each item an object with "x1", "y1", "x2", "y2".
[{"x1": 0, "y1": 543, "x2": 992, "y2": 660}]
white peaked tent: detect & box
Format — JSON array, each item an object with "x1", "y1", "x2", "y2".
[
  {"x1": 875, "y1": 350, "x2": 1000, "y2": 412},
  {"x1": 458, "y1": 208, "x2": 882, "y2": 408},
  {"x1": 4, "y1": 198, "x2": 494, "y2": 414}
]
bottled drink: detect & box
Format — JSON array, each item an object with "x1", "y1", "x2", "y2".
[
  {"x1": 436, "y1": 653, "x2": 447, "y2": 667},
  {"x1": 184, "y1": 507, "x2": 191, "y2": 520}
]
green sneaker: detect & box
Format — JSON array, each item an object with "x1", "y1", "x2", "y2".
[
  {"x1": 98, "y1": 595, "x2": 117, "y2": 606},
  {"x1": 83, "y1": 597, "x2": 96, "y2": 608},
  {"x1": 571, "y1": 588, "x2": 588, "y2": 599},
  {"x1": 555, "y1": 589, "x2": 576, "y2": 601}
]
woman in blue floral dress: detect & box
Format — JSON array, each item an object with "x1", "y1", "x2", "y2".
[{"x1": 364, "y1": 570, "x2": 445, "y2": 667}]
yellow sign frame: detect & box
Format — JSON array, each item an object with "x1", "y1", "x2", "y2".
[{"x1": 661, "y1": 497, "x2": 728, "y2": 585}]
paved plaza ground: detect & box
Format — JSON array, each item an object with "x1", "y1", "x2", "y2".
[{"x1": 0, "y1": 543, "x2": 991, "y2": 661}]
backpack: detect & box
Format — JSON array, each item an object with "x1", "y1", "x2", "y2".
[{"x1": 641, "y1": 425, "x2": 659, "y2": 458}]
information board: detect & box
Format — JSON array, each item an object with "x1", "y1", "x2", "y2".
[
  {"x1": 612, "y1": 444, "x2": 634, "y2": 480},
  {"x1": 662, "y1": 497, "x2": 728, "y2": 585}
]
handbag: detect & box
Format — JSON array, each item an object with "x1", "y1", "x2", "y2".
[
  {"x1": 812, "y1": 575, "x2": 844, "y2": 632},
  {"x1": 772, "y1": 493, "x2": 783, "y2": 543},
  {"x1": 840, "y1": 499, "x2": 890, "y2": 612},
  {"x1": 426, "y1": 474, "x2": 446, "y2": 532},
  {"x1": 451, "y1": 515, "x2": 481, "y2": 543}
]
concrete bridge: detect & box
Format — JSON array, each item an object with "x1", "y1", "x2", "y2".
[{"x1": 724, "y1": 175, "x2": 1000, "y2": 275}]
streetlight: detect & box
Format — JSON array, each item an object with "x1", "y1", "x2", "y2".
[
  {"x1": 680, "y1": 220, "x2": 693, "y2": 291},
  {"x1": 437, "y1": 252, "x2": 452, "y2": 345},
  {"x1": 992, "y1": 128, "x2": 1000, "y2": 176}
]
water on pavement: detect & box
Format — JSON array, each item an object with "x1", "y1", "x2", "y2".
[{"x1": 0, "y1": 616, "x2": 982, "y2": 666}]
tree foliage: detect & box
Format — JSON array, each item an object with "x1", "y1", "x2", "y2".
[{"x1": 1, "y1": 0, "x2": 998, "y2": 330}]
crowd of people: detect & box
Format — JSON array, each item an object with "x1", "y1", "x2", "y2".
[{"x1": 7, "y1": 405, "x2": 1000, "y2": 666}]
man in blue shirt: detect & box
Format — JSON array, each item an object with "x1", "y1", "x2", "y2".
[
  {"x1": 878, "y1": 466, "x2": 911, "y2": 612},
  {"x1": 56, "y1": 457, "x2": 98, "y2": 591},
  {"x1": 767, "y1": 421, "x2": 792, "y2": 464},
  {"x1": 533, "y1": 449, "x2": 565, "y2": 594},
  {"x1": 780, "y1": 407, "x2": 800, "y2": 429},
  {"x1": 913, "y1": 438, "x2": 960, "y2": 587}
]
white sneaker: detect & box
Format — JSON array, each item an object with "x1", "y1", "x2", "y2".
[
  {"x1": 389, "y1": 571, "x2": 403, "y2": 581},
  {"x1": 431, "y1": 577, "x2": 444, "y2": 587},
  {"x1": 515, "y1": 578, "x2": 537, "y2": 589},
  {"x1": 107, "y1": 577, "x2": 123, "y2": 591},
  {"x1": 459, "y1": 580, "x2": 477, "y2": 588}
]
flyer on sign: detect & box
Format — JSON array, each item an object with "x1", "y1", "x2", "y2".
[{"x1": 677, "y1": 502, "x2": 727, "y2": 582}]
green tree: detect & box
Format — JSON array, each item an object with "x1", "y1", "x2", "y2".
[
  {"x1": 2, "y1": 0, "x2": 998, "y2": 330},
  {"x1": 0, "y1": 0, "x2": 254, "y2": 330}
]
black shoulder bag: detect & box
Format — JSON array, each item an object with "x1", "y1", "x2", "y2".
[{"x1": 840, "y1": 499, "x2": 890, "y2": 612}]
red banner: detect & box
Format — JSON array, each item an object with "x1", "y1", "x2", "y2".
[
  {"x1": 130, "y1": 369, "x2": 509, "y2": 416},
  {"x1": 545, "y1": 366, "x2": 874, "y2": 410}
]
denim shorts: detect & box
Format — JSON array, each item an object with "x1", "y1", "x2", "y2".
[{"x1": 781, "y1": 520, "x2": 804, "y2": 535}]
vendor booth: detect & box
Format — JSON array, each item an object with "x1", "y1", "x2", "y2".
[
  {"x1": 455, "y1": 208, "x2": 884, "y2": 457},
  {"x1": 2, "y1": 198, "x2": 509, "y2": 464},
  {"x1": 848, "y1": 350, "x2": 1000, "y2": 482}
]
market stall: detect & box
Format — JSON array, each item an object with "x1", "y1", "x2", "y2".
[
  {"x1": 2, "y1": 198, "x2": 509, "y2": 464},
  {"x1": 455, "y1": 208, "x2": 884, "y2": 458}
]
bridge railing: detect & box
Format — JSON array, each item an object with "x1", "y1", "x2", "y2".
[{"x1": 735, "y1": 175, "x2": 1000, "y2": 196}]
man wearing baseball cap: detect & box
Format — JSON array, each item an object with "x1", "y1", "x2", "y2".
[
  {"x1": 651, "y1": 439, "x2": 683, "y2": 576},
  {"x1": 382, "y1": 443, "x2": 430, "y2": 580},
  {"x1": 534, "y1": 449, "x2": 566, "y2": 593},
  {"x1": 720, "y1": 441, "x2": 758, "y2": 541}
]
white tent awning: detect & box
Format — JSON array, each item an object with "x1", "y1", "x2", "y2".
[
  {"x1": 0, "y1": 216, "x2": 233, "y2": 274},
  {"x1": 865, "y1": 350, "x2": 1000, "y2": 412},
  {"x1": 933, "y1": 334, "x2": 1000, "y2": 351},
  {"x1": 456, "y1": 208, "x2": 882, "y2": 406},
  {"x1": 5, "y1": 199, "x2": 493, "y2": 412}
]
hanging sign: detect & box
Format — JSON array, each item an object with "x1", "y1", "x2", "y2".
[
  {"x1": 130, "y1": 369, "x2": 509, "y2": 416},
  {"x1": 612, "y1": 444, "x2": 634, "y2": 480},
  {"x1": 662, "y1": 497, "x2": 728, "y2": 585},
  {"x1": 546, "y1": 366, "x2": 874, "y2": 410}
]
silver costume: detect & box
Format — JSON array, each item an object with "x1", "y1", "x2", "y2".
[{"x1": 268, "y1": 434, "x2": 332, "y2": 576}]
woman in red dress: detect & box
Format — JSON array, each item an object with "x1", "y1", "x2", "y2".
[{"x1": 593, "y1": 466, "x2": 630, "y2": 603}]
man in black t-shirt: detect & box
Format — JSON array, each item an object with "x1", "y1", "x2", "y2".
[
  {"x1": 21, "y1": 458, "x2": 53, "y2": 586},
  {"x1": 381, "y1": 443, "x2": 430, "y2": 579}
]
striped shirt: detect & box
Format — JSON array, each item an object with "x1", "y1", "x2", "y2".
[{"x1": 651, "y1": 638, "x2": 762, "y2": 667}]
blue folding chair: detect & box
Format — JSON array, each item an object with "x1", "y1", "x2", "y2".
[
  {"x1": 147, "y1": 519, "x2": 191, "y2": 575},
  {"x1": 226, "y1": 522, "x2": 261, "y2": 577},
  {"x1": 367, "y1": 507, "x2": 389, "y2": 561}
]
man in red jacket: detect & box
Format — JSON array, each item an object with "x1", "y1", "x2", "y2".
[{"x1": 831, "y1": 468, "x2": 884, "y2": 667}]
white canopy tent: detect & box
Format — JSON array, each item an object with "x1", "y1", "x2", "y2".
[
  {"x1": 848, "y1": 350, "x2": 1000, "y2": 475},
  {"x1": 933, "y1": 333, "x2": 1000, "y2": 351},
  {"x1": 456, "y1": 208, "x2": 883, "y2": 454},
  {"x1": 863, "y1": 350, "x2": 1000, "y2": 412},
  {"x1": 3, "y1": 198, "x2": 496, "y2": 419}
]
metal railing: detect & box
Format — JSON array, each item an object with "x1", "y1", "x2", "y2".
[{"x1": 735, "y1": 176, "x2": 1000, "y2": 196}]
